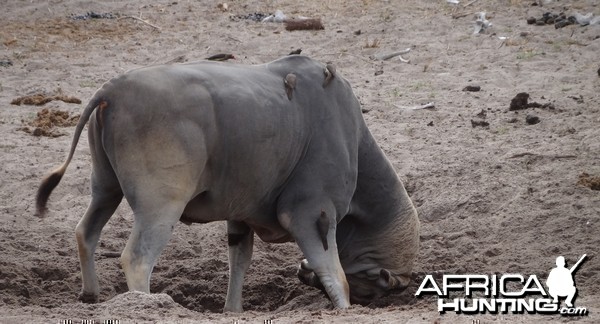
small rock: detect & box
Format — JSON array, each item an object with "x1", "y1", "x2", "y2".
[
  {"x1": 542, "y1": 12, "x2": 556, "y2": 23},
  {"x1": 234, "y1": 12, "x2": 271, "y2": 22},
  {"x1": 463, "y1": 85, "x2": 481, "y2": 92},
  {"x1": 526, "y1": 17, "x2": 537, "y2": 24},
  {"x1": 509, "y1": 92, "x2": 530, "y2": 111},
  {"x1": 70, "y1": 12, "x2": 116, "y2": 20},
  {"x1": 217, "y1": 3, "x2": 228, "y2": 11},
  {"x1": 471, "y1": 119, "x2": 489, "y2": 128},
  {"x1": 32, "y1": 128, "x2": 43, "y2": 136},
  {"x1": 568, "y1": 95, "x2": 584, "y2": 104},
  {"x1": 555, "y1": 16, "x2": 576, "y2": 29},
  {"x1": 526, "y1": 115, "x2": 540, "y2": 125},
  {"x1": 427, "y1": 121, "x2": 434, "y2": 126},
  {"x1": 542, "y1": 102, "x2": 555, "y2": 110}
]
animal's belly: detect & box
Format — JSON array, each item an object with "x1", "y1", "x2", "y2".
[
  {"x1": 180, "y1": 191, "x2": 227, "y2": 224},
  {"x1": 246, "y1": 218, "x2": 293, "y2": 243},
  {"x1": 179, "y1": 191, "x2": 292, "y2": 243}
]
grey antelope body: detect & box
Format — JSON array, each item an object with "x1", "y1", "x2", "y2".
[{"x1": 36, "y1": 55, "x2": 419, "y2": 311}]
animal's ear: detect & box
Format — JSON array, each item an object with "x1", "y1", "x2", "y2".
[{"x1": 376, "y1": 269, "x2": 411, "y2": 291}]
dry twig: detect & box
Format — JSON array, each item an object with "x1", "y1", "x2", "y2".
[
  {"x1": 394, "y1": 102, "x2": 436, "y2": 110},
  {"x1": 371, "y1": 48, "x2": 411, "y2": 62},
  {"x1": 118, "y1": 15, "x2": 161, "y2": 30},
  {"x1": 463, "y1": 0, "x2": 480, "y2": 8},
  {"x1": 508, "y1": 152, "x2": 577, "y2": 159},
  {"x1": 452, "y1": 10, "x2": 478, "y2": 19},
  {"x1": 100, "y1": 252, "x2": 122, "y2": 258}
]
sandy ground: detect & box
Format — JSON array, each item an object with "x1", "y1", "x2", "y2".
[{"x1": 1, "y1": 0, "x2": 599, "y2": 323}]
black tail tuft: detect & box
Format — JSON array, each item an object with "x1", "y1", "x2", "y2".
[{"x1": 35, "y1": 171, "x2": 64, "y2": 217}]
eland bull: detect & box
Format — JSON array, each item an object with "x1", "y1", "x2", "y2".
[{"x1": 36, "y1": 55, "x2": 419, "y2": 311}]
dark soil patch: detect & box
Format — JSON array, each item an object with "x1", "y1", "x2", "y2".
[
  {"x1": 509, "y1": 92, "x2": 531, "y2": 111},
  {"x1": 463, "y1": 85, "x2": 481, "y2": 92},
  {"x1": 509, "y1": 92, "x2": 555, "y2": 111},
  {"x1": 232, "y1": 12, "x2": 272, "y2": 22},
  {"x1": 525, "y1": 115, "x2": 540, "y2": 125},
  {"x1": 470, "y1": 119, "x2": 489, "y2": 127},
  {"x1": 70, "y1": 12, "x2": 117, "y2": 20}
]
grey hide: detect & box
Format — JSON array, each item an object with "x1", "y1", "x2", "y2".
[{"x1": 36, "y1": 55, "x2": 419, "y2": 312}]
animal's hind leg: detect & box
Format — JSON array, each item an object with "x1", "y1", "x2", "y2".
[
  {"x1": 75, "y1": 179, "x2": 123, "y2": 303},
  {"x1": 224, "y1": 221, "x2": 254, "y2": 313},
  {"x1": 120, "y1": 196, "x2": 188, "y2": 293},
  {"x1": 76, "y1": 118, "x2": 123, "y2": 303}
]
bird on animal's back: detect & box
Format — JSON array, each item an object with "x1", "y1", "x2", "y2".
[{"x1": 206, "y1": 54, "x2": 235, "y2": 61}]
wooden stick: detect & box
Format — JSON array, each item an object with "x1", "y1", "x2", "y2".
[
  {"x1": 394, "y1": 102, "x2": 436, "y2": 110},
  {"x1": 100, "y1": 251, "x2": 121, "y2": 258},
  {"x1": 452, "y1": 10, "x2": 478, "y2": 19},
  {"x1": 508, "y1": 152, "x2": 577, "y2": 159},
  {"x1": 118, "y1": 16, "x2": 161, "y2": 30},
  {"x1": 463, "y1": 0, "x2": 480, "y2": 8},
  {"x1": 372, "y1": 48, "x2": 411, "y2": 61}
]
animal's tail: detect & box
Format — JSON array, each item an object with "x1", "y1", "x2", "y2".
[{"x1": 35, "y1": 90, "x2": 106, "y2": 217}]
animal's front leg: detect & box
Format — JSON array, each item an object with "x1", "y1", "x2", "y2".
[
  {"x1": 121, "y1": 200, "x2": 185, "y2": 293},
  {"x1": 278, "y1": 200, "x2": 350, "y2": 309},
  {"x1": 223, "y1": 221, "x2": 254, "y2": 313}
]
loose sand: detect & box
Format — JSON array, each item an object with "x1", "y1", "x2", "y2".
[{"x1": 1, "y1": 0, "x2": 599, "y2": 323}]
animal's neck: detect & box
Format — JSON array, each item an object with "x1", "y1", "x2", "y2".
[
  {"x1": 336, "y1": 130, "x2": 418, "y2": 275},
  {"x1": 351, "y1": 131, "x2": 412, "y2": 228}
]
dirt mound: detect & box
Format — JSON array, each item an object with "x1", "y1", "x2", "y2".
[
  {"x1": 11, "y1": 93, "x2": 81, "y2": 106},
  {"x1": 19, "y1": 108, "x2": 80, "y2": 137},
  {"x1": 86, "y1": 292, "x2": 198, "y2": 321},
  {"x1": 578, "y1": 172, "x2": 600, "y2": 191}
]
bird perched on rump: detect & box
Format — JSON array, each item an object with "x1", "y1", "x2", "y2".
[
  {"x1": 289, "y1": 48, "x2": 302, "y2": 55},
  {"x1": 206, "y1": 54, "x2": 235, "y2": 61}
]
